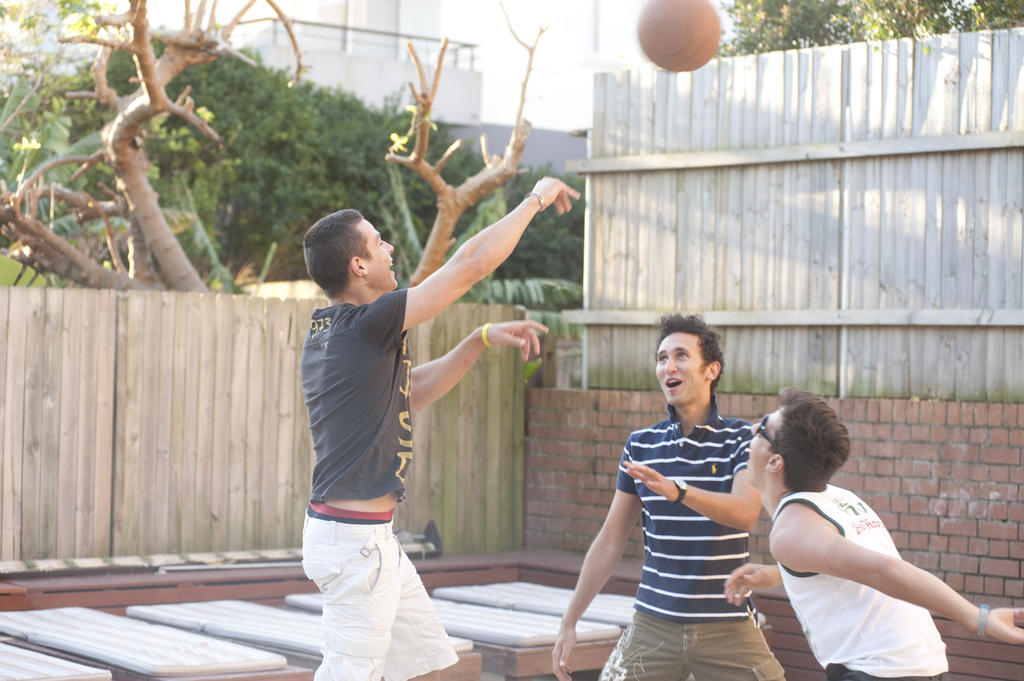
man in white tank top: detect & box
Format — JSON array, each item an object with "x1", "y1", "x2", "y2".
[{"x1": 723, "y1": 388, "x2": 1024, "y2": 681}]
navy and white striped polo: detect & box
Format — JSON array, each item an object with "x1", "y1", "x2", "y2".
[{"x1": 616, "y1": 397, "x2": 754, "y2": 622}]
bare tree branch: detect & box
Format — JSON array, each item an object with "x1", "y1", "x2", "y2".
[
  {"x1": 390, "y1": 38, "x2": 450, "y2": 169},
  {"x1": 214, "y1": 43, "x2": 258, "y2": 66},
  {"x1": 0, "y1": 203, "x2": 145, "y2": 290},
  {"x1": 500, "y1": 0, "x2": 535, "y2": 49},
  {"x1": 17, "y1": 155, "x2": 103, "y2": 202},
  {"x1": 407, "y1": 42, "x2": 429, "y2": 98},
  {"x1": 97, "y1": 181, "x2": 120, "y2": 202},
  {"x1": 221, "y1": 0, "x2": 259, "y2": 40},
  {"x1": 434, "y1": 139, "x2": 463, "y2": 175},
  {"x1": 130, "y1": 0, "x2": 173, "y2": 111},
  {"x1": 258, "y1": 0, "x2": 305, "y2": 84},
  {"x1": 174, "y1": 84, "x2": 193, "y2": 105},
  {"x1": 427, "y1": 41, "x2": 447, "y2": 106},
  {"x1": 384, "y1": 153, "x2": 416, "y2": 169},
  {"x1": 479, "y1": 133, "x2": 492, "y2": 165},
  {"x1": 386, "y1": 13, "x2": 545, "y2": 286},
  {"x1": 499, "y1": 1, "x2": 547, "y2": 161},
  {"x1": 69, "y1": 150, "x2": 106, "y2": 183},
  {"x1": 168, "y1": 101, "x2": 223, "y2": 144},
  {"x1": 58, "y1": 34, "x2": 133, "y2": 50},
  {"x1": 92, "y1": 47, "x2": 119, "y2": 109},
  {"x1": 207, "y1": 0, "x2": 220, "y2": 33},
  {"x1": 48, "y1": 186, "x2": 126, "y2": 220},
  {"x1": 193, "y1": 0, "x2": 210, "y2": 32},
  {"x1": 66, "y1": 91, "x2": 99, "y2": 100},
  {"x1": 95, "y1": 203, "x2": 129, "y2": 274}
]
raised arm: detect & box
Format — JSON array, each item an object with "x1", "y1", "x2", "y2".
[
  {"x1": 772, "y1": 503, "x2": 1024, "y2": 645},
  {"x1": 621, "y1": 461, "x2": 762, "y2": 531},
  {"x1": 553, "y1": 491, "x2": 641, "y2": 681},
  {"x1": 403, "y1": 177, "x2": 579, "y2": 331}
]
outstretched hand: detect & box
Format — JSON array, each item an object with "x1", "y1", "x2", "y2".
[
  {"x1": 985, "y1": 607, "x2": 1024, "y2": 645},
  {"x1": 622, "y1": 460, "x2": 677, "y2": 502},
  {"x1": 531, "y1": 177, "x2": 581, "y2": 215},
  {"x1": 483, "y1": 319, "x2": 549, "y2": 361},
  {"x1": 724, "y1": 563, "x2": 783, "y2": 606}
]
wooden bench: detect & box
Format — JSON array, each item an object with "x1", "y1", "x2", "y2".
[
  {"x1": 0, "y1": 581, "x2": 28, "y2": 611},
  {"x1": 472, "y1": 638, "x2": 617, "y2": 681},
  {"x1": 0, "y1": 564, "x2": 316, "y2": 612}
]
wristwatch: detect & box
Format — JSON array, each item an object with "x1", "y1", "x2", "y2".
[{"x1": 673, "y1": 480, "x2": 688, "y2": 504}]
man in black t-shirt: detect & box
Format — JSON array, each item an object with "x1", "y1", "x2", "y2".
[{"x1": 300, "y1": 177, "x2": 579, "y2": 681}]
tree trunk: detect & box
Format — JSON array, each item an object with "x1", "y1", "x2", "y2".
[
  {"x1": 127, "y1": 213, "x2": 159, "y2": 285},
  {"x1": 103, "y1": 98, "x2": 206, "y2": 291}
]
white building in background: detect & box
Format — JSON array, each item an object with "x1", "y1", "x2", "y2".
[{"x1": 144, "y1": 1, "x2": 728, "y2": 171}]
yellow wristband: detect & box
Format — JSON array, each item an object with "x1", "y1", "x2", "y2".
[{"x1": 481, "y1": 322, "x2": 493, "y2": 348}]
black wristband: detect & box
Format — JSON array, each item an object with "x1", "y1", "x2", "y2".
[{"x1": 673, "y1": 481, "x2": 687, "y2": 504}]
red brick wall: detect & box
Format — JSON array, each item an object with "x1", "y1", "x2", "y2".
[{"x1": 524, "y1": 388, "x2": 1023, "y2": 605}]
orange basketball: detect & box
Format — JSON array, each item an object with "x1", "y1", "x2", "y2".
[{"x1": 637, "y1": 0, "x2": 721, "y2": 72}]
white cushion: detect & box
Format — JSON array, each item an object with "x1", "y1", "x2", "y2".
[
  {"x1": 0, "y1": 643, "x2": 110, "y2": 681},
  {"x1": 127, "y1": 599, "x2": 473, "y2": 655},
  {"x1": 432, "y1": 581, "x2": 636, "y2": 626},
  {"x1": 0, "y1": 607, "x2": 285, "y2": 676},
  {"x1": 286, "y1": 591, "x2": 619, "y2": 648},
  {"x1": 430, "y1": 598, "x2": 620, "y2": 648}
]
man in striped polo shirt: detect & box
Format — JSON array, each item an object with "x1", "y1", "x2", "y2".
[{"x1": 553, "y1": 314, "x2": 785, "y2": 681}]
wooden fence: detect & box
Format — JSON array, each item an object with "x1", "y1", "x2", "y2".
[
  {"x1": 0, "y1": 287, "x2": 525, "y2": 561},
  {"x1": 567, "y1": 28, "x2": 1024, "y2": 401}
]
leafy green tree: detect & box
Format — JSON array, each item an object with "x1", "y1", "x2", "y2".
[
  {"x1": 724, "y1": 0, "x2": 1024, "y2": 55},
  {"x1": 0, "y1": 0, "x2": 305, "y2": 290},
  {"x1": 145, "y1": 56, "x2": 480, "y2": 283}
]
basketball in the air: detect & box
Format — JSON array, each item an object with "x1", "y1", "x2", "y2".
[{"x1": 637, "y1": 0, "x2": 721, "y2": 72}]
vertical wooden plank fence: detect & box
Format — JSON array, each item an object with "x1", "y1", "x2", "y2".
[
  {"x1": 568, "y1": 28, "x2": 1024, "y2": 402},
  {"x1": 1, "y1": 289, "x2": 525, "y2": 561}
]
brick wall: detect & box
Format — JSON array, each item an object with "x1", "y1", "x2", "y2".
[{"x1": 524, "y1": 388, "x2": 1023, "y2": 605}]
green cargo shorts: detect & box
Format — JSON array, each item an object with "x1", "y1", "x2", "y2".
[{"x1": 598, "y1": 610, "x2": 786, "y2": 681}]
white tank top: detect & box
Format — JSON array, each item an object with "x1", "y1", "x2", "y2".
[{"x1": 773, "y1": 484, "x2": 947, "y2": 677}]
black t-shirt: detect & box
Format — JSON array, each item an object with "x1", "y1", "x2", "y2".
[{"x1": 301, "y1": 289, "x2": 412, "y2": 502}]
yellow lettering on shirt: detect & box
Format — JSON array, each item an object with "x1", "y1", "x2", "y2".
[{"x1": 395, "y1": 409, "x2": 413, "y2": 481}]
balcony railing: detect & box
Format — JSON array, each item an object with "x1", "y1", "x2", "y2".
[{"x1": 236, "y1": 18, "x2": 478, "y2": 71}]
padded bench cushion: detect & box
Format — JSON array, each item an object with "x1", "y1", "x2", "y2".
[
  {"x1": 0, "y1": 643, "x2": 110, "y2": 681},
  {"x1": 0, "y1": 607, "x2": 286, "y2": 677},
  {"x1": 282, "y1": 593, "x2": 323, "y2": 614},
  {"x1": 430, "y1": 598, "x2": 620, "y2": 648},
  {"x1": 285, "y1": 591, "x2": 620, "y2": 648},
  {"x1": 126, "y1": 600, "x2": 473, "y2": 655},
  {"x1": 431, "y1": 581, "x2": 636, "y2": 626}
]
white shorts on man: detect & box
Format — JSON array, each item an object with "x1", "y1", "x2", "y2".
[{"x1": 302, "y1": 515, "x2": 458, "y2": 681}]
